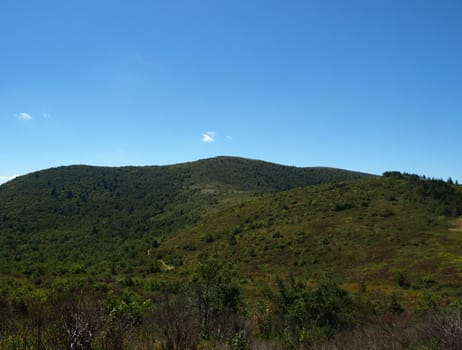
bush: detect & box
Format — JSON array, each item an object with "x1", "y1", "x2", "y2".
[
  {"x1": 191, "y1": 258, "x2": 240, "y2": 339},
  {"x1": 260, "y1": 275, "x2": 356, "y2": 348}
]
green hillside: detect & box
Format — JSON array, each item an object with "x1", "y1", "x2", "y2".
[
  {"x1": 1, "y1": 157, "x2": 461, "y2": 302},
  {"x1": 1, "y1": 158, "x2": 462, "y2": 349},
  {"x1": 179, "y1": 156, "x2": 372, "y2": 192},
  {"x1": 161, "y1": 173, "x2": 462, "y2": 300},
  {"x1": 0, "y1": 156, "x2": 371, "y2": 296},
  {"x1": 0, "y1": 156, "x2": 369, "y2": 238}
]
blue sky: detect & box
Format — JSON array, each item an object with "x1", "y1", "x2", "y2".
[{"x1": 1, "y1": 0, "x2": 462, "y2": 184}]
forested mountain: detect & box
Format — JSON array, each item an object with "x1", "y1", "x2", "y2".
[
  {"x1": 0, "y1": 156, "x2": 370, "y2": 236},
  {"x1": 2, "y1": 156, "x2": 462, "y2": 300},
  {"x1": 2, "y1": 157, "x2": 462, "y2": 349}
]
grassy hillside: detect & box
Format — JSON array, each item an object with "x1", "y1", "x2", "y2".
[
  {"x1": 161, "y1": 173, "x2": 462, "y2": 301},
  {"x1": 0, "y1": 158, "x2": 461, "y2": 304},
  {"x1": 0, "y1": 156, "x2": 371, "y2": 297},
  {"x1": 1, "y1": 160, "x2": 462, "y2": 349}
]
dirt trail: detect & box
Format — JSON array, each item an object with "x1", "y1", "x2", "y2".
[
  {"x1": 449, "y1": 217, "x2": 462, "y2": 232},
  {"x1": 159, "y1": 259, "x2": 175, "y2": 271}
]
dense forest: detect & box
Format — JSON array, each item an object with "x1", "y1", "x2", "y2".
[{"x1": 1, "y1": 157, "x2": 462, "y2": 349}]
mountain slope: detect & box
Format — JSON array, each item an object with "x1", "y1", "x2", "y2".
[
  {"x1": 159, "y1": 174, "x2": 462, "y2": 298},
  {"x1": 0, "y1": 156, "x2": 371, "y2": 235},
  {"x1": 178, "y1": 156, "x2": 372, "y2": 192},
  {"x1": 0, "y1": 156, "x2": 373, "y2": 296},
  {"x1": 2, "y1": 157, "x2": 462, "y2": 303}
]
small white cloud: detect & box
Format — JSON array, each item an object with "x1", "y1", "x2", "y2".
[
  {"x1": 201, "y1": 131, "x2": 216, "y2": 143},
  {"x1": 226, "y1": 135, "x2": 232, "y2": 140},
  {"x1": 16, "y1": 112, "x2": 32, "y2": 120},
  {"x1": 43, "y1": 113, "x2": 52, "y2": 119},
  {"x1": 201, "y1": 134, "x2": 214, "y2": 143},
  {"x1": 0, "y1": 175, "x2": 18, "y2": 185}
]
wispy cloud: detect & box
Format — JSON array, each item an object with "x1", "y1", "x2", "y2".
[
  {"x1": 0, "y1": 175, "x2": 18, "y2": 185},
  {"x1": 43, "y1": 113, "x2": 52, "y2": 119},
  {"x1": 201, "y1": 131, "x2": 216, "y2": 143},
  {"x1": 16, "y1": 112, "x2": 32, "y2": 120}
]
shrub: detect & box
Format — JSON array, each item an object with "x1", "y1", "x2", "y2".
[
  {"x1": 190, "y1": 258, "x2": 240, "y2": 339},
  {"x1": 261, "y1": 275, "x2": 356, "y2": 348}
]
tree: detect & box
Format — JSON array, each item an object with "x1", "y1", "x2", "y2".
[
  {"x1": 263, "y1": 275, "x2": 355, "y2": 348},
  {"x1": 191, "y1": 258, "x2": 240, "y2": 338}
]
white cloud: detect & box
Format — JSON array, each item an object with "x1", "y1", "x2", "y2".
[
  {"x1": 201, "y1": 131, "x2": 216, "y2": 143},
  {"x1": 16, "y1": 112, "x2": 32, "y2": 120},
  {"x1": 43, "y1": 113, "x2": 52, "y2": 119},
  {"x1": 0, "y1": 175, "x2": 18, "y2": 185},
  {"x1": 226, "y1": 135, "x2": 232, "y2": 140}
]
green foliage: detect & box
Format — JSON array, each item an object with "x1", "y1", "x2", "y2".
[
  {"x1": 372, "y1": 292, "x2": 405, "y2": 315},
  {"x1": 201, "y1": 232, "x2": 216, "y2": 243},
  {"x1": 396, "y1": 271, "x2": 411, "y2": 288},
  {"x1": 0, "y1": 156, "x2": 371, "y2": 298},
  {"x1": 383, "y1": 171, "x2": 462, "y2": 216},
  {"x1": 263, "y1": 275, "x2": 355, "y2": 348},
  {"x1": 1, "y1": 158, "x2": 462, "y2": 322},
  {"x1": 101, "y1": 292, "x2": 150, "y2": 350},
  {"x1": 228, "y1": 331, "x2": 250, "y2": 350},
  {"x1": 188, "y1": 156, "x2": 371, "y2": 193},
  {"x1": 191, "y1": 258, "x2": 240, "y2": 337}
]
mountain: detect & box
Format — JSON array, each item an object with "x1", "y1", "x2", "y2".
[
  {"x1": 0, "y1": 156, "x2": 371, "y2": 235},
  {"x1": 1, "y1": 156, "x2": 462, "y2": 304},
  {"x1": 0, "y1": 156, "x2": 371, "y2": 290},
  {"x1": 177, "y1": 156, "x2": 373, "y2": 192},
  {"x1": 2, "y1": 161, "x2": 462, "y2": 350}
]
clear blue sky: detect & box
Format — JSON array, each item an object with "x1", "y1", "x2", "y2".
[{"x1": 1, "y1": 0, "x2": 462, "y2": 184}]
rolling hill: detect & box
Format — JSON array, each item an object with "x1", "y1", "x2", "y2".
[
  {"x1": 160, "y1": 172, "x2": 462, "y2": 299},
  {"x1": 0, "y1": 156, "x2": 372, "y2": 296},
  {"x1": 1, "y1": 157, "x2": 462, "y2": 302},
  {"x1": 1, "y1": 157, "x2": 462, "y2": 349},
  {"x1": 0, "y1": 156, "x2": 370, "y2": 237}
]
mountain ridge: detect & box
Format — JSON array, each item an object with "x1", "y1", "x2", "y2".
[
  {"x1": 2, "y1": 155, "x2": 374, "y2": 188},
  {"x1": 0, "y1": 156, "x2": 372, "y2": 240},
  {"x1": 1, "y1": 156, "x2": 462, "y2": 305}
]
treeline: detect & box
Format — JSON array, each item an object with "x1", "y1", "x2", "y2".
[
  {"x1": 2, "y1": 260, "x2": 462, "y2": 349},
  {"x1": 383, "y1": 171, "x2": 462, "y2": 216},
  {"x1": 187, "y1": 157, "x2": 371, "y2": 193}
]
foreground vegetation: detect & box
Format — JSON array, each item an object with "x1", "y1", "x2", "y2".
[
  {"x1": 2, "y1": 260, "x2": 462, "y2": 349},
  {"x1": 1, "y1": 157, "x2": 462, "y2": 348}
]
